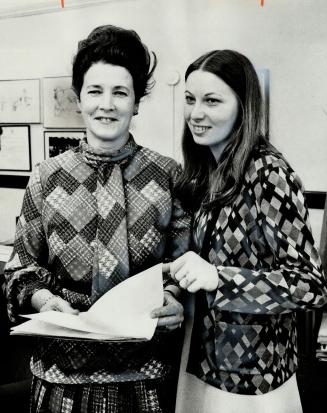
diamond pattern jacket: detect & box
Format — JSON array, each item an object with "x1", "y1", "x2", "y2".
[
  {"x1": 187, "y1": 143, "x2": 327, "y2": 395},
  {"x1": 4, "y1": 142, "x2": 190, "y2": 384}
]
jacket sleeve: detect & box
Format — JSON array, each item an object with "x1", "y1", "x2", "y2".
[
  {"x1": 208, "y1": 165, "x2": 327, "y2": 314},
  {"x1": 163, "y1": 162, "x2": 191, "y2": 294},
  {"x1": 4, "y1": 164, "x2": 55, "y2": 322}
]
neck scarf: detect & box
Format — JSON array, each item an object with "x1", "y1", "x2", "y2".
[{"x1": 79, "y1": 136, "x2": 139, "y2": 302}]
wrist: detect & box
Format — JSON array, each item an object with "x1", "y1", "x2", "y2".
[
  {"x1": 164, "y1": 285, "x2": 181, "y2": 299},
  {"x1": 31, "y1": 289, "x2": 55, "y2": 312},
  {"x1": 207, "y1": 265, "x2": 219, "y2": 291}
]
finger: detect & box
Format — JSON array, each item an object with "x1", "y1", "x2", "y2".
[
  {"x1": 174, "y1": 266, "x2": 189, "y2": 282},
  {"x1": 170, "y1": 255, "x2": 188, "y2": 277},
  {"x1": 151, "y1": 303, "x2": 180, "y2": 318},
  {"x1": 157, "y1": 322, "x2": 182, "y2": 332},
  {"x1": 54, "y1": 298, "x2": 78, "y2": 314},
  {"x1": 40, "y1": 303, "x2": 52, "y2": 312},
  {"x1": 152, "y1": 295, "x2": 183, "y2": 318},
  {"x1": 187, "y1": 281, "x2": 201, "y2": 293},
  {"x1": 40, "y1": 298, "x2": 60, "y2": 312},
  {"x1": 180, "y1": 275, "x2": 196, "y2": 290},
  {"x1": 156, "y1": 314, "x2": 184, "y2": 327}
]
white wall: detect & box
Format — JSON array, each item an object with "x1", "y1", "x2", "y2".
[{"x1": 0, "y1": 0, "x2": 326, "y2": 244}]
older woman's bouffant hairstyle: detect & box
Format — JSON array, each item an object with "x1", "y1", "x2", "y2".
[
  {"x1": 177, "y1": 49, "x2": 268, "y2": 211},
  {"x1": 72, "y1": 25, "x2": 157, "y2": 103}
]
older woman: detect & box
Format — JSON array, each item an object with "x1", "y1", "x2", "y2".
[{"x1": 4, "y1": 25, "x2": 190, "y2": 412}]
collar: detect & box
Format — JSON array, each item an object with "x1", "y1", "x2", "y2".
[{"x1": 79, "y1": 134, "x2": 139, "y2": 167}]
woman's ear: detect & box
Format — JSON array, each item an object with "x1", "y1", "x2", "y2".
[{"x1": 133, "y1": 104, "x2": 139, "y2": 116}]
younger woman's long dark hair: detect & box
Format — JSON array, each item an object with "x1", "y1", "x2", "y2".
[{"x1": 176, "y1": 50, "x2": 267, "y2": 212}]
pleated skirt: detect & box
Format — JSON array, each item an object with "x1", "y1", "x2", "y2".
[{"x1": 30, "y1": 376, "x2": 174, "y2": 413}]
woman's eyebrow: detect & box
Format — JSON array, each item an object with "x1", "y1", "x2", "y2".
[{"x1": 86, "y1": 84, "x2": 102, "y2": 88}]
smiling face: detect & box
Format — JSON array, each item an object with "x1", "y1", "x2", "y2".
[
  {"x1": 78, "y1": 61, "x2": 138, "y2": 150},
  {"x1": 184, "y1": 70, "x2": 239, "y2": 160}
]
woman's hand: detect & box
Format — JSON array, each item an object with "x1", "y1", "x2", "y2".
[
  {"x1": 151, "y1": 291, "x2": 184, "y2": 332},
  {"x1": 170, "y1": 251, "x2": 219, "y2": 293},
  {"x1": 39, "y1": 296, "x2": 79, "y2": 314},
  {"x1": 31, "y1": 289, "x2": 79, "y2": 314}
]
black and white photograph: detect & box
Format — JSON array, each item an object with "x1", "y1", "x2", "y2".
[
  {"x1": 0, "y1": 1, "x2": 327, "y2": 413},
  {"x1": 44, "y1": 130, "x2": 85, "y2": 158}
]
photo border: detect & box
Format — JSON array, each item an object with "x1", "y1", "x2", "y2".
[
  {"x1": 0, "y1": 124, "x2": 31, "y2": 172},
  {"x1": 43, "y1": 76, "x2": 85, "y2": 128},
  {"x1": 44, "y1": 130, "x2": 85, "y2": 159},
  {"x1": 0, "y1": 78, "x2": 41, "y2": 124}
]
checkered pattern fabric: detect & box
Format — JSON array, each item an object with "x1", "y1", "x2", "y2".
[
  {"x1": 30, "y1": 376, "x2": 173, "y2": 412},
  {"x1": 4, "y1": 136, "x2": 190, "y2": 385},
  {"x1": 187, "y1": 143, "x2": 327, "y2": 395}
]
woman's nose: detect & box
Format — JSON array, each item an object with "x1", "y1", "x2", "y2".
[
  {"x1": 99, "y1": 92, "x2": 114, "y2": 110},
  {"x1": 190, "y1": 102, "x2": 205, "y2": 120}
]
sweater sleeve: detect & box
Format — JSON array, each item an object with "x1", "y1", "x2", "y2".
[
  {"x1": 208, "y1": 165, "x2": 327, "y2": 315},
  {"x1": 163, "y1": 163, "x2": 191, "y2": 293},
  {"x1": 4, "y1": 164, "x2": 55, "y2": 322}
]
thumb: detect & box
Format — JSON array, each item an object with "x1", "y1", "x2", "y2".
[{"x1": 57, "y1": 298, "x2": 79, "y2": 314}]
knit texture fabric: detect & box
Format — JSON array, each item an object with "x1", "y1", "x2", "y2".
[
  {"x1": 187, "y1": 142, "x2": 327, "y2": 395},
  {"x1": 80, "y1": 137, "x2": 138, "y2": 303},
  {"x1": 4, "y1": 136, "x2": 190, "y2": 384},
  {"x1": 30, "y1": 375, "x2": 173, "y2": 413}
]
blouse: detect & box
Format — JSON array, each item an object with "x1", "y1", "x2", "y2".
[{"x1": 4, "y1": 138, "x2": 190, "y2": 384}]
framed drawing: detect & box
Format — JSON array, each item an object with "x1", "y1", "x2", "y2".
[
  {"x1": 43, "y1": 76, "x2": 85, "y2": 128},
  {"x1": 0, "y1": 79, "x2": 40, "y2": 123},
  {"x1": 0, "y1": 125, "x2": 31, "y2": 171},
  {"x1": 44, "y1": 130, "x2": 85, "y2": 159}
]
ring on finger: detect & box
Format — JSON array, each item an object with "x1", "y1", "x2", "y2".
[{"x1": 184, "y1": 273, "x2": 192, "y2": 286}]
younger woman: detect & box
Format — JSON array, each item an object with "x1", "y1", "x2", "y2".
[{"x1": 170, "y1": 49, "x2": 327, "y2": 413}]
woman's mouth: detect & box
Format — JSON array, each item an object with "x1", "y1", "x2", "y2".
[
  {"x1": 95, "y1": 116, "x2": 117, "y2": 124},
  {"x1": 191, "y1": 124, "x2": 210, "y2": 134}
]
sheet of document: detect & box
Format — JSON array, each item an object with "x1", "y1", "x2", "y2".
[
  {"x1": 11, "y1": 263, "x2": 163, "y2": 341},
  {"x1": 11, "y1": 319, "x2": 141, "y2": 342}
]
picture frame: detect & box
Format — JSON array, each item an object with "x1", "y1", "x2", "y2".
[
  {"x1": 0, "y1": 79, "x2": 40, "y2": 123},
  {"x1": 44, "y1": 130, "x2": 85, "y2": 159},
  {"x1": 258, "y1": 68, "x2": 270, "y2": 136},
  {"x1": 0, "y1": 125, "x2": 31, "y2": 172},
  {"x1": 43, "y1": 76, "x2": 85, "y2": 128},
  {"x1": 0, "y1": 175, "x2": 30, "y2": 189}
]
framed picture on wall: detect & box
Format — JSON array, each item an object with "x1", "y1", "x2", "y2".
[
  {"x1": 43, "y1": 76, "x2": 85, "y2": 128},
  {"x1": 44, "y1": 130, "x2": 85, "y2": 159},
  {"x1": 0, "y1": 125, "x2": 31, "y2": 171},
  {"x1": 0, "y1": 79, "x2": 40, "y2": 123}
]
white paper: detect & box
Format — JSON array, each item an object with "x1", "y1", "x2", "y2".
[
  {"x1": 11, "y1": 319, "x2": 138, "y2": 342},
  {"x1": 11, "y1": 263, "x2": 163, "y2": 341}
]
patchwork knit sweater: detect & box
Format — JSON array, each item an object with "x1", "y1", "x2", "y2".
[
  {"x1": 4, "y1": 140, "x2": 190, "y2": 384},
  {"x1": 187, "y1": 142, "x2": 327, "y2": 395}
]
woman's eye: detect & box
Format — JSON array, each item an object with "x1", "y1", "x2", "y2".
[
  {"x1": 114, "y1": 91, "x2": 128, "y2": 97},
  {"x1": 206, "y1": 98, "x2": 220, "y2": 105},
  {"x1": 185, "y1": 95, "x2": 195, "y2": 104},
  {"x1": 88, "y1": 90, "x2": 101, "y2": 95}
]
